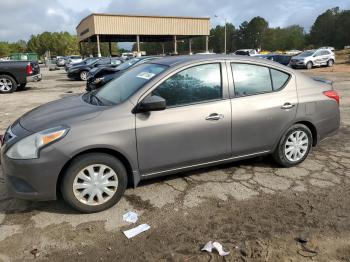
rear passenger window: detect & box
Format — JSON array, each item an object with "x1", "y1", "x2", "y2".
[
  {"x1": 231, "y1": 64, "x2": 272, "y2": 96},
  {"x1": 270, "y1": 69, "x2": 290, "y2": 90}
]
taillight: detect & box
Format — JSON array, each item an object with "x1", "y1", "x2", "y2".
[
  {"x1": 26, "y1": 63, "x2": 33, "y2": 75},
  {"x1": 323, "y1": 90, "x2": 339, "y2": 105}
]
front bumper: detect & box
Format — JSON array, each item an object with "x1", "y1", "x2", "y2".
[
  {"x1": 67, "y1": 71, "x2": 79, "y2": 80},
  {"x1": 1, "y1": 144, "x2": 69, "y2": 201},
  {"x1": 290, "y1": 60, "x2": 306, "y2": 68},
  {"x1": 26, "y1": 73, "x2": 42, "y2": 82}
]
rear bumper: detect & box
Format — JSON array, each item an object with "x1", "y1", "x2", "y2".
[{"x1": 26, "y1": 73, "x2": 42, "y2": 82}]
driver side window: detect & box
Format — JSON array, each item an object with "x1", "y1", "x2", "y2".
[{"x1": 152, "y1": 63, "x2": 222, "y2": 107}]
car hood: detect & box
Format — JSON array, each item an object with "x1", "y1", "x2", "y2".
[{"x1": 19, "y1": 95, "x2": 103, "y2": 132}]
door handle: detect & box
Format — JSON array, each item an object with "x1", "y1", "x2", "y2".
[
  {"x1": 205, "y1": 113, "x2": 224, "y2": 121},
  {"x1": 281, "y1": 103, "x2": 295, "y2": 110}
]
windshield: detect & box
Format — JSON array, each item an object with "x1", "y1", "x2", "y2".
[
  {"x1": 71, "y1": 56, "x2": 81, "y2": 59},
  {"x1": 116, "y1": 58, "x2": 141, "y2": 70},
  {"x1": 298, "y1": 50, "x2": 315, "y2": 57},
  {"x1": 95, "y1": 63, "x2": 167, "y2": 105}
]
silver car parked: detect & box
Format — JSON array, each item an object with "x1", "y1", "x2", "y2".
[
  {"x1": 290, "y1": 49, "x2": 335, "y2": 69},
  {"x1": 1, "y1": 55, "x2": 340, "y2": 212}
]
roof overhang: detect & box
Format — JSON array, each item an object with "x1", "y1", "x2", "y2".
[{"x1": 76, "y1": 13, "x2": 210, "y2": 42}]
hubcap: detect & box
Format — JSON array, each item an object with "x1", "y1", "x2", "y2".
[
  {"x1": 0, "y1": 78, "x2": 13, "y2": 92},
  {"x1": 284, "y1": 130, "x2": 309, "y2": 162},
  {"x1": 81, "y1": 71, "x2": 87, "y2": 80},
  {"x1": 73, "y1": 164, "x2": 118, "y2": 206}
]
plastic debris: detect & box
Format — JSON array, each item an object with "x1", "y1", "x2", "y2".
[
  {"x1": 201, "y1": 241, "x2": 230, "y2": 256},
  {"x1": 123, "y1": 211, "x2": 138, "y2": 223},
  {"x1": 123, "y1": 224, "x2": 150, "y2": 239}
]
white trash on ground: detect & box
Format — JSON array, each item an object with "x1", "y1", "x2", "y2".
[
  {"x1": 122, "y1": 211, "x2": 139, "y2": 223},
  {"x1": 201, "y1": 241, "x2": 230, "y2": 256},
  {"x1": 123, "y1": 224, "x2": 150, "y2": 239}
]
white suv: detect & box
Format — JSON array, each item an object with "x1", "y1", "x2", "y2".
[{"x1": 290, "y1": 49, "x2": 335, "y2": 69}]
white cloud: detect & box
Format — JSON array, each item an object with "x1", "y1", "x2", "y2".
[{"x1": 0, "y1": 0, "x2": 348, "y2": 41}]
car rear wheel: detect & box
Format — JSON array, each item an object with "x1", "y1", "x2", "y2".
[
  {"x1": 61, "y1": 153, "x2": 127, "y2": 213},
  {"x1": 327, "y1": 59, "x2": 334, "y2": 67},
  {"x1": 79, "y1": 71, "x2": 88, "y2": 81},
  {"x1": 273, "y1": 124, "x2": 312, "y2": 167},
  {"x1": 306, "y1": 62, "x2": 313, "y2": 70},
  {"x1": 0, "y1": 74, "x2": 17, "y2": 93}
]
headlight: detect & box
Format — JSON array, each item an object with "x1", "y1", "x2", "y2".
[
  {"x1": 6, "y1": 126, "x2": 69, "y2": 160},
  {"x1": 93, "y1": 77, "x2": 104, "y2": 84}
]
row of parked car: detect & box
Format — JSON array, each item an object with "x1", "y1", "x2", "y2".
[
  {"x1": 65, "y1": 56, "x2": 162, "y2": 90},
  {"x1": 63, "y1": 47, "x2": 335, "y2": 96},
  {"x1": 233, "y1": 47, "x2": 336, "y2": 70}
]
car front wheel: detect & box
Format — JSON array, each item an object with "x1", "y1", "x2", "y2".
[
  {"x1": 273, "y1": 124, "x2": 312, "y2": 167},
  {"x1": 306, "y1": 61, "x2": 313, "y2": 70},
  {"x1": 61, "y1": 153, "x2": 128, "y2": 213},
  {"x1": 79, "y1": 71, "x2": 88, "y2": 81}
]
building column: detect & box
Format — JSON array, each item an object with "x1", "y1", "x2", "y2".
[
  {"x1": 161, "y1": 43, "x2": 165, "y2": 55},
  {"x1": 79, "y1": 41, "x2": 82, "y2": 56},
  {"x1": 136, "y1": 35, "x2": 140, "y2": 55},
  {"x1": 109, "y1": 42, "x2": 112, "y2": 57},
  {"x1": 96, "y1": 34, "x2": 101, "y2": 57},
  {"x1": 88, "y1": 37, "x2": 92, "y2": 57},
  {"x1": 173, "y1": 35, "x2": 177, "y2": 54},
  {"x1": 205, "y1": 35, "x2": 209, "y2": 53},
  {"x1": 189, "y1": 38, "x2": 192, "y2": 55}
]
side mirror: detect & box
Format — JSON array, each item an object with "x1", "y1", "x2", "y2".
[{"x1": 133, "y1": 95, "x2": 166, "y2": 113}]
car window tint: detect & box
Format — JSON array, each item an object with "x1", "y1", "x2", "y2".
[
  {"x1": 231, "y1": 63, "x2": 272, "y2": 96},
  {"x1": 153, "y1": 63, "x2": 222, "y2": 107},
  {"x1": 98, "y1": 59, "x2": 111, "y2": 65},
  {"x1": 271, "y1": 69, "x2": 290, "y2": 90}
]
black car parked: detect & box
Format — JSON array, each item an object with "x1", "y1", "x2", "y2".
[
  {"x1": 64, "y1": 57, "x2": 100, "y2": 72},
  {"x1": 86, "y1": 56, "x2": 161, "y2": 91},
  {"x1": 67, "y1": 57, "x2": 122, "y2": 81}
]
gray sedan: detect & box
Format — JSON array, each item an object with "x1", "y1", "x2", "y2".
[{"x1": 1, "y1": 55, "x2": 340, "y2": 212}]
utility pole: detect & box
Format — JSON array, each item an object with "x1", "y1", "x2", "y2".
[{"x1": 224, "y1": 18, "x2": 227, "y2": 54}]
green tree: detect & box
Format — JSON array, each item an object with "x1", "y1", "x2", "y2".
[{"x1": 309, "y1": 7, "x2": 340, "y2": 47}]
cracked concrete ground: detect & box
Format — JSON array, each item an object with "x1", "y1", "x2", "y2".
[{"x1": 0, "y1": 65, "x2": 350, "y2": 261}]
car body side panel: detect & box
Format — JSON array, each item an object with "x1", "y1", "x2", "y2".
[{"x1": 294, "y1": 72, "x2": 340, "y2": 142}]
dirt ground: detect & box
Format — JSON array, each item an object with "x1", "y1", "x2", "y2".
[{"x1": 0, "y1": 64, "x2": 350, "y2": 262}]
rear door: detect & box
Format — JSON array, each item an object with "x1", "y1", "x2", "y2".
[
  {"x1": 135, "y1": 62, "x2": 232, "y2": 175},
  {"x1": 228, "y1": 62, "x2": 298, "y2": 156}
]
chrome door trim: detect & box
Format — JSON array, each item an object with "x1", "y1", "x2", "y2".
[{"x1": 141, "y1": 150, "x2": 270, "y2": 177}]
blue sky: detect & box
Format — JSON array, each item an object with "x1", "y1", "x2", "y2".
[{"x1": 1, "y1": 0, "x2": 349, "y2": 42}]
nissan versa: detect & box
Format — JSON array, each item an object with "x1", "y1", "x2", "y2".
[{"x1": 0, "y1": 56, "x2": 340, "y2": 213}]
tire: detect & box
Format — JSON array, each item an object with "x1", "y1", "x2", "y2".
[
  {"x1": 17, "y1": 83, "x2": 28, "y2": 91},
  {"x1": 306, "y1": 61, "x2": 313, "y2": 70},
  {"x1": 79, "y1": 71, "x2": 88, "y2": 81},
  {"x1": 327, "y1": 59, "x2": 334, "y2": 67},
  {"x1": 61, "y1": 153, "x2": 128, "y2": 213},
  {"x1": 0, "y1": 74, "x2": 17, "y2": 93},
  {"x1": 273, "y1": 124, "x2": 312, "y2": 167}
]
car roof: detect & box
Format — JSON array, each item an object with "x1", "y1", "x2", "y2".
[{"x1": 149, "y1": 54, "x2": 288, "y2": 67}]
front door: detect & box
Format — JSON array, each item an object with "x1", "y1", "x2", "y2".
[{"x1": 135, "y1": 63, "x2": 232, "y2": 175}]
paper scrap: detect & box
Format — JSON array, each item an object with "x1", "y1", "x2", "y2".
[
  {"x1": 201, "y1": 241, "x2": 230, "y2": 256},
  {"x1": 123, "y1": 224, "x2": 150, "y2": 239},
  {"x1": 123, "y1": 211, "x2": 138, "y2": 223}
]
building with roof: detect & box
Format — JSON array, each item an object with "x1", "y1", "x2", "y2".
[{"x1": 76, "y1": 13, "x2": 210, "y2": 56}]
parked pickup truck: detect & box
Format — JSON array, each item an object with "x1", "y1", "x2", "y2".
[{"x1": 0, "y1": 61, "x2": 41, "y2": 94}]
